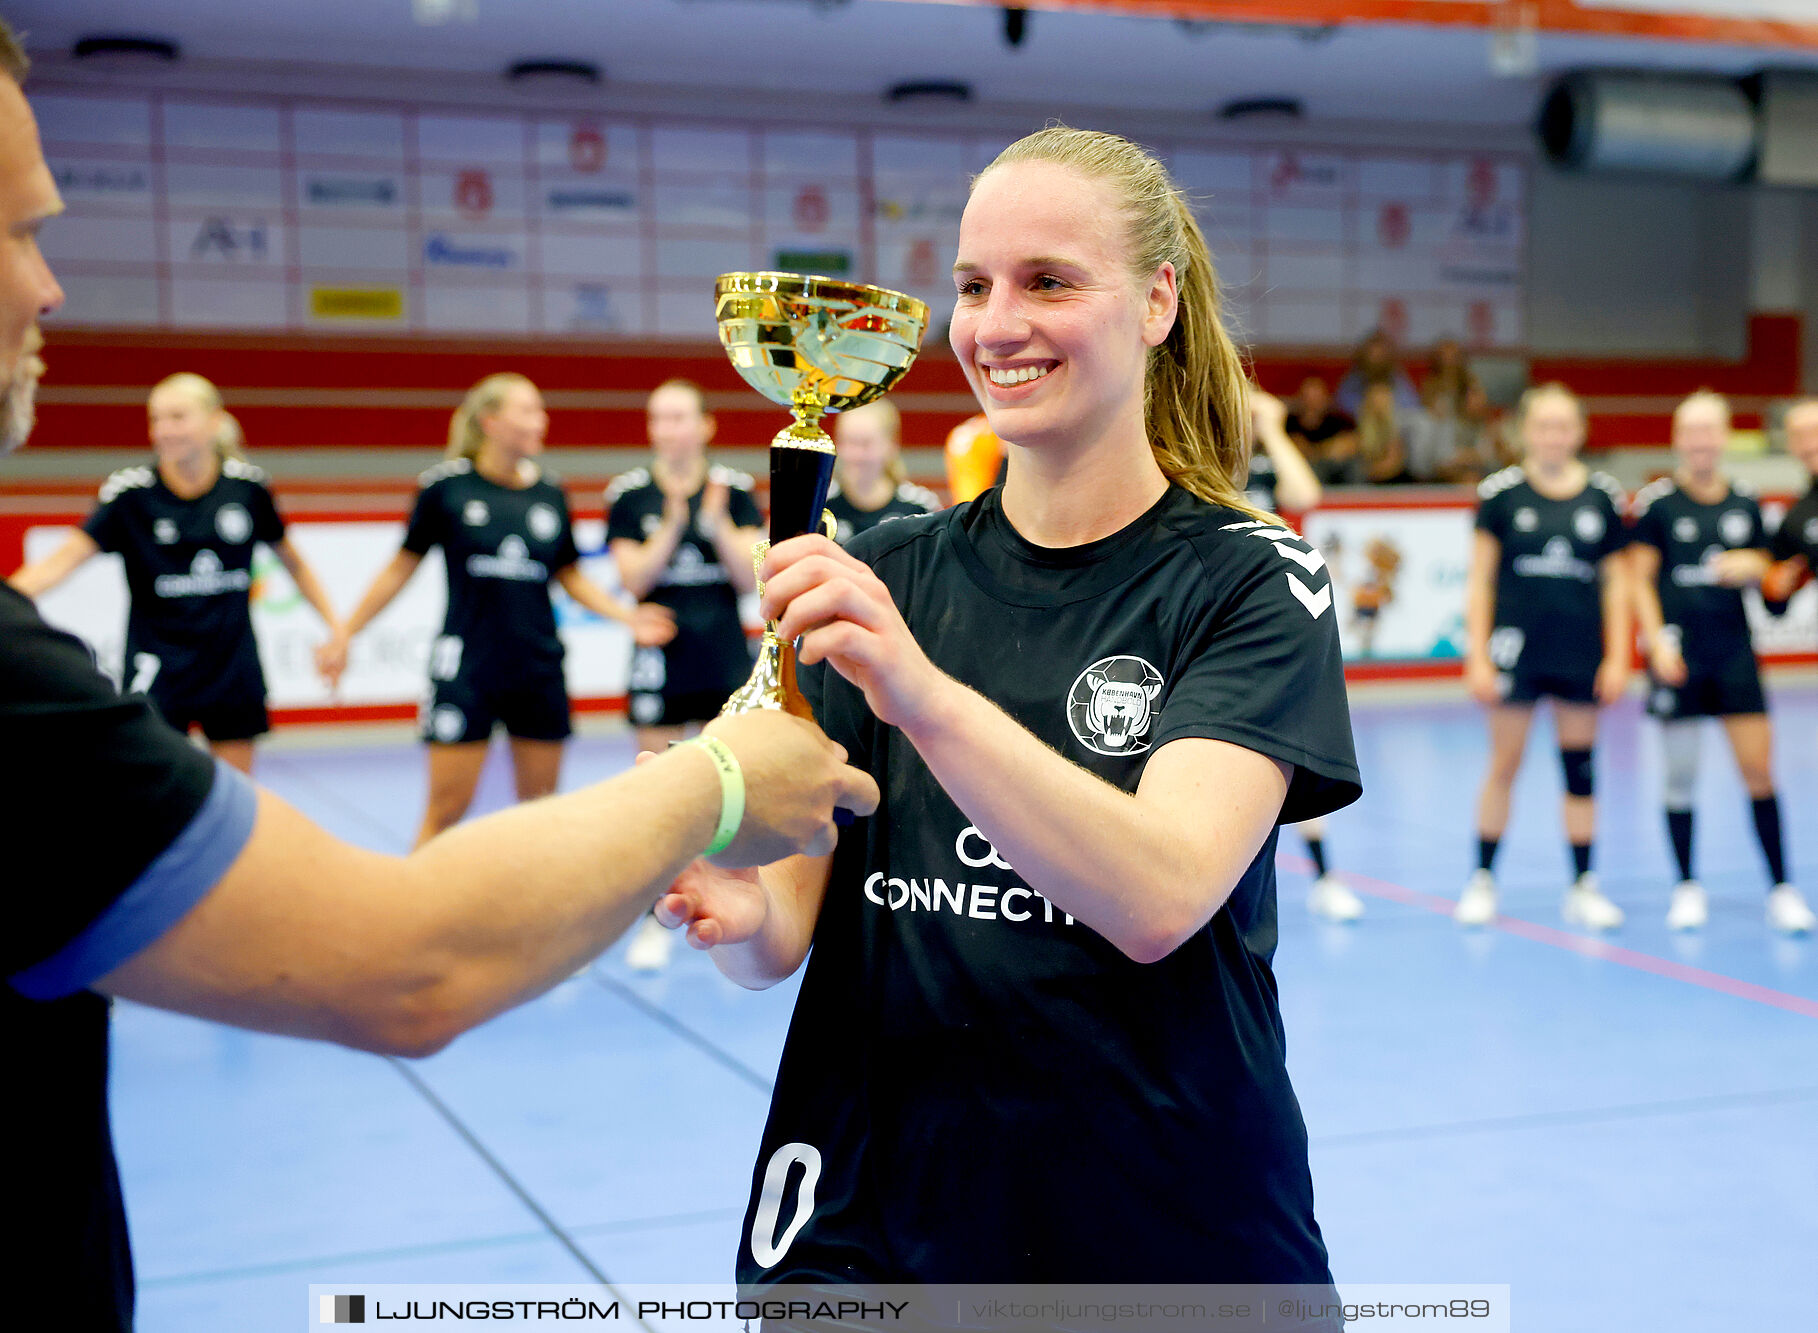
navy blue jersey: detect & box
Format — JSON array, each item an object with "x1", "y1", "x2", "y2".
[
  {"x1": 737, "y1": 486, "x2": 1360, "y2": 1286},
  {"x1": 1770, "y1": 485, "x2": 1818, "y2": 567},
  {"x1": 1631, "y1": 478, "x2": 1766, "y2": 669},
  {"x1": 1475, "y1": 466, "x2": 1629, "y2": 678},
  {"x1": 402, "y1": 460, "x2": 580, "y2": 685},
  {"x1": 825, "y1": 480, "x2": 940, "y2": 546},
  {"x1": 83, "y1": 460, "x2": 284, "y2": 699},
  {"x1": 606, "y1": 465, "x2": 762, "y2": 698}
]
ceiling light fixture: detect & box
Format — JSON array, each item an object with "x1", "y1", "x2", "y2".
[
  {"x1": 1218, "y1": 97, "x2": 1304, "y2": 122},
  {"x1": 71, "y1": 35, "x2": 180, "y2": 63},
  {"x1": 885, "y1": 80, "x2": 973, "y2": 105},
  {"x1": 506, "y1": 59, "x2": 602, "y2": 87}
]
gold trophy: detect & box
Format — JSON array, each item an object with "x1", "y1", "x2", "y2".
[{"x1": 713, "y1": 271, "x2": 929, "y2": 719}]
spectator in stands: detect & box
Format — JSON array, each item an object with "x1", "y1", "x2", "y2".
[
  {"x1": 1406, "y1": 378, "x2": 1496, "y2": 485},
  {"x1": 1424, "y1": 337, "x2": 1480, "y2": 406},
  {"x1": 1285, "y1": 376, "x2": 1358, "y2": 486},
  {"x1": 1356, "y1": 381, "x2": 1411, "y2": 484},
  {"x1": 1334, "y1": 328, "x2": 1420, "y2": 417},
  {"x1": 1461, "y1": 381, "x2": 1513, "y2": 474}
]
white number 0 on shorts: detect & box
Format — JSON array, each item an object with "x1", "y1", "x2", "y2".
[
  {"x1": 128, "y1": 652, "x2": 161, "y2": 695},
  {"x1": 749, "y1": 1142, "x2": 821, "y2": 1269}
]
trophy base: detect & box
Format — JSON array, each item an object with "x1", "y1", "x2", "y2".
[
  {"x1": 721, "y1": 630, "x2": 814, "y2": 720},
  {"x1": 774, "y1": 419, "x2": 834, "y2": 453}
]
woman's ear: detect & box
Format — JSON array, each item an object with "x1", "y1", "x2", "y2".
[{"x1": 1142, "y1": 262, "x2": 1178, "y2": 349}]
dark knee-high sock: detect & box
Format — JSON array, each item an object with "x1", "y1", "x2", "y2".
[
  {"x1": 1752, "y1": 795, "x2": 1789, "y2": 887},
  {"x1": 1304, "y1": 836, "x2": 1328, "y2": 877},
  {"x1": 1666, "y1": 809, "x2": 1695, "y2": 883}
]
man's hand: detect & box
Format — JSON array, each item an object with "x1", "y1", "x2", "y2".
[
  {"x1": 653, "y1": 861, "x2": 767, "y2": 951},
  {"x1": 701, "y1": 709, "x2": 878, "y2": 866}
]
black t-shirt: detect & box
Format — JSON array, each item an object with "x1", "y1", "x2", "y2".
[
  {"x1": 737, "y1": 486, "x2": 1360, "y2": 1286},
  {"x1": 2, "y1": 585, "x2": 258, "y2": 1331},
  {"x1": 1475, "y1": 466, "x2": 1629, "y2": 678},
  {"x1": 402, "y1": 460, "x2": 581, "y2": 686},
  {"x1": 825, "y1": 480, "x2": 940, "y2": 546},
  {"x1": 1631, "y1": 478, "x2": 1766, "y2": 669},
  {"x1": 606, "y1": 465, "x2": 763, "y2": 696},
  {"x1": 82, "y1": 460, "x2": 285, "y2": 698},
  {"x1": 1769, "y1": 485, "x2": 1818, "y2": 566}
]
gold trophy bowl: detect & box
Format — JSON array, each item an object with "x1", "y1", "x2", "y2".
[{"x1": 714, "y1": 272, "x2": 929, "y2": 718}]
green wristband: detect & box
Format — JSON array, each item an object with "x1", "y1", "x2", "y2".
[{"x1": 687, "y1": 735, "x2": 745, "y2": 856}]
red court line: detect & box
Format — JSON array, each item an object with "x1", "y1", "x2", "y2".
[{"x1": 1278, "y1": 854, "x2": 1818, "y2": 1021}]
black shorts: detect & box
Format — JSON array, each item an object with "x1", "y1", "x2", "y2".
[
  {"x1": 1498, "y1": 665, "x2": 1598, "y2": 706},
  {"x1": 420, "y1": 670, "x2": 572, "y2": 745},
  {"x1": 626, "y1": 642, "x2": 747, "y2": 730},
  {"x1": 129, "y1": 639, "x2": 270, "y2": 742},
  {"x1": 627, "y1": 688, "x2": 725, "y2": 729},
  {"x1": 149, "y1": 683, "x2": 270, "y2": 742},
  {"x1": 1647, "y1": 653, "x2": 1766, "y2": 719}
]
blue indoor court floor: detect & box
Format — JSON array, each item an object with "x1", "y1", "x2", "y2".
[{"x1": 113, "y1": 683, "x2": 1818, "y2": 1331}]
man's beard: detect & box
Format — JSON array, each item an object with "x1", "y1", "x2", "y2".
[{"x1": 1, "y1": 326, "x2": 44, "y2": 455}]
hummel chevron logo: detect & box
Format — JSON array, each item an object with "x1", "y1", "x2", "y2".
[
  {"x1": 1224, "y1": 521, "x2": 1332, "y2": 618},
  {"x1": 1285, "y1": 572, "x2": 1332, "y2": 619}
]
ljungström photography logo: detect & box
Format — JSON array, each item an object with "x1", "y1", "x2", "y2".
[{"x1": 320, "y1": 1293, "x2": 366, "y2": 1323}]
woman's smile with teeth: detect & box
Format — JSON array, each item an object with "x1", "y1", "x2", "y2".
[{"x1": 987, "y1": 364, "x2": 1053, "y2": 386}]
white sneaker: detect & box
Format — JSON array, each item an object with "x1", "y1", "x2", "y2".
[
  {"x1": 1309, "y1": 874, "x2": 1365, "y2": 922},
  {"x1": 1563, "y1": 874, "x2": 1624, "y2": 931},
  {"x1": 1454, "y1": 869, "x2": 1497, "y2": 926},
  {"x1": 626, "y1": 913, "x2": 675, "y2": 972},
  {"x1": 1766, "y1": 884, "x2": 1816, "y2": 936},
  {"x1": 1666, "y1": 881, "x2": 1707, "y2": 931}
]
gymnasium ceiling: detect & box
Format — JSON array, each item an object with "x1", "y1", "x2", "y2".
[{"x1": 11, "y1": 0, "x2": 1818, "y2": 129}]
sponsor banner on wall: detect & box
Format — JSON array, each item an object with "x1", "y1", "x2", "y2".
[
  {"x1": 1302, "y1": 502, "x2": 1818, "y2": 663},
  {"x1": 309, "y1": 286, "x2": 407, "y2": 322},
  {"x1": 36, "y1": 84, "x2": 1529, "y2": 346},
  {"x1": 1301, "y1": 506, "x2": 1475, "y2": 661},
  {"x1": 1746, "y1": 582, "x2": 1818, "y2": 653}
]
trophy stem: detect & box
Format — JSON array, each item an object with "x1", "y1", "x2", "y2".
[
  {"x1": 777, "y1": 386, "x2": 834, "y2": 452},
  {"x1": 722, "y1": 629, "x2": 815, "y2": 720}
]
